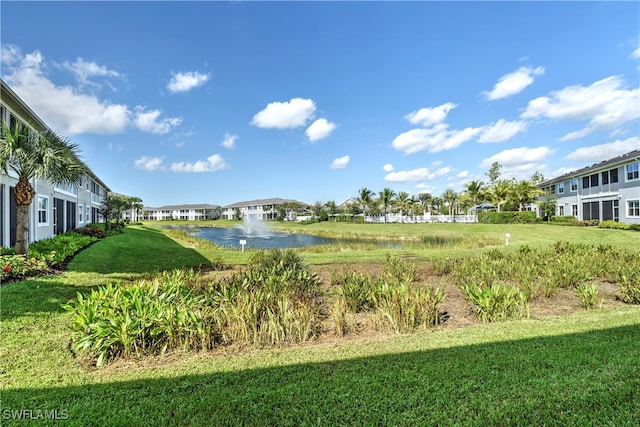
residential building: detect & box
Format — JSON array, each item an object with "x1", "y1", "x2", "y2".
[
  {"x1": 140, "y1": 204, "x2": 220, "y2": 221},
  {"x1": 1, "y1": 80, "x2": 110, "y2": 247},
  {"x1": 221, "y1": 198, "x2": 306, "y2": 221},
  {"x1": 537, "y1": 149, "x2": 640, "y2": 224}
]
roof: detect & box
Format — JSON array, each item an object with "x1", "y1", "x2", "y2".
[
  {"x1": 1, "y1": 79, "x2": 111, "y2": 192},
  {"x1": 223, "y1": 198, "x2": 306, "y2": 209},
  {"x1": 538, "y1": 149, "x2": 640, "y2": 187}
]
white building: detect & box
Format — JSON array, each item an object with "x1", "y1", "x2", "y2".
[
  {"x1": 1, "y1": 80, "x2": 110, "y2": 248},
  {"x1": 221, "y1": 198, "x2": 306, "y2": 221},
  {"x1": 140, "y1": 204, "x2": 220, "y2": 221},
  {"x1": 538, "y1": 149, "x2": 640, "y2": 224}
]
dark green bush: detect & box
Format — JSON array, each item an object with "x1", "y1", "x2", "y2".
[
  {"x1": 478, "y1": 211, "x2": 538, "y2": 224},
  {"x1": 30, "y1": 232, "x2": 97, "y2": 266}
]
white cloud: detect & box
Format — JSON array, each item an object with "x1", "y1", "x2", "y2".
[
  {"x1": 382, "y1": 164, "x2": 394, "y2": 172},
  {"x1": 631, "y1": 46, "x2": 640, "y2": 60},
  {"x1": 1, "y1": 45, "x2": 181, "y2": 136},
  {"x1": 565, "y1": 137, "x2": 640, "y2": 162},
  {"x1": 135, "y1": 156, "x2": 165, "y2": 171},
  {"x1": 251, "y1": 98, "x2": 316, "y2": 129},
  {"x1": 171, "y1": 154, "x2": 228, "y2": 173},
  {"x1": 457, "y1": 170, "x2": 469, "y2": 178},
  {"x1": 478, "y1": 119, "x2": 527, "y2": 143},
  {"x1": 133, "y1": 107, "x2": 182, "y2": 134},
  {"x1": 484, "y1": 66, "x2": 545, "y2": 100},
  {"x1": 385, "y1": 168, "x2": 431, "y2": 183},
  {"x1": 404, "y1": 102, "x2": 457, "y2": 127},
  {"x1": 330, "y1": 155, "x2": 350, "y2": 169},
  {"x1": 167, "y1": 71, "x2": 210, "y2": 93},
  {"x1": 221, "y1": 133, "x2": 238, "y2": 149},
  {"x1": 480, "y1": 146, "x2": 554, "y2": 169},
  {"x1": 62, "y1": 58, "x2": 120, "y2": 85},
  {"x1": 392, "y1": 124, "x2": 483, "y2": 154},
  {"x1": 520, "y1": 76, "x2": 640, "y2": 141},
  {"x1": 306, "y1": 118, "x2": 336, "y2": 142},
  {"x1": 107, "y1": 142, "x2": 122, "y2": 152}
]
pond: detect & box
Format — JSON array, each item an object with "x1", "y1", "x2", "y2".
[{"x1": 179, "y1": 226, "x2": 335, "y2": 249}]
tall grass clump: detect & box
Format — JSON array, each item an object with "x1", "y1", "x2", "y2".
[
  {"x1": 575, "y1": 283, "x2": 603, "y2": 309},
  {"x1": 64, "y1": 269, "x2": 212, "y2": 366},
  {"x1": 206, "y1": 249, "x2": 321, "y2": 347},
  {"x1": 373, "y1": 283, "x2": 445, "y2": 333},
  {"x1": 382, "y1": 253, "x2": 418, "y2": 285},
  {"x1": 461, "y1": 284, "x2": 529, "y2": 322},
  {"x1": 331, "y1": 271, "x2": 379, "y2": 312}
]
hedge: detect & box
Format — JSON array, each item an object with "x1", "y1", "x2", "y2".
[{"x1": 478, "y1": 211, "x2": 539, "y2": 224}]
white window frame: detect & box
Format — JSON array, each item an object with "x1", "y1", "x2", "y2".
[
  {"x1": 570, "y1": 179, "x2": 578, "y2": 192},
  {"x1": 627, "y1": 199, "x2": 640, "y2": 217},
  {"x1": 38, "y1": 195, "x2": 49, "y2": 225},
  {"x1": 86, "y1": 206, "x2": 90, "y2": 223},
  {"x1": 79, "y1": 204, "x2": 84, "y2": 223},
  {"x1": 557, "y1": 182, "x2": 565, "y2": 194},
  {"x1": 626, "y1": 163, "x2": 639, "y2": 181},
  {"x1": 571, "y1": 204, "x2": 578, "y2": 218}
]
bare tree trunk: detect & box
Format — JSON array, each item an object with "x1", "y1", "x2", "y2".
[{"x1": 15, "y1": 205, "x2": 31, "y2": 256}]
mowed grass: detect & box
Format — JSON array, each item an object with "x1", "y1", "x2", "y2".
[{"x1": 1, "y1": 224, "x2": 639, "y2": 425}]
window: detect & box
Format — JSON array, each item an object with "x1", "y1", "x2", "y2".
[
  {"x1": 558, "y1": 205, "x2": 564, "y2": 215},
  {"x1": 627, "y1": 163, "x2": 639, "y2": 181},
  {"x1": 79, "y1": 204, "x2": 84, "y2": 223},
  {"x1": 582, "y1": 176, "x2": 590, "y2": 189},
  {"x1": 570, "y1": 179, "x2": 578, "y2": 192},
  {"x1": 86, "y1": 206, "x2": 90, "y2": 223},
  {"x1": 628, "y1": 200, "x2": 640, "y2": 217},
  {"x1": 602, "y1": 168, "x2": 619, "y2": 185},
  {"x1": 571, "y1": 204, "x2": 578, "y2": 218},
  {"x1": 590, "y1": 173, "x2": 599, "y2": 187},
  {"x1": 557, "y1": 182, "x2": 565, "y2": 194},
  {"x1": 38, "y1": 196, "x2": 49, "y2": 224}
]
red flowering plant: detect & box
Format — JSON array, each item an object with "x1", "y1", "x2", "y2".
[{"x1": 0, "y1": 255, "x2": 48, "y2": 282}]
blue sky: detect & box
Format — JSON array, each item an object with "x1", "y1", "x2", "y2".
[{"x1": 2, "y1": 1, "x2": 639, "y2": 208}]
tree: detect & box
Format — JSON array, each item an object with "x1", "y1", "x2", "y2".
[
  {"x1": 488, "y1": 180, "x2": 511, "y2": 212},
  {"x1": 324, "y1": 200, "x2": 338, "y2": 222},
  {"x1": 486, "y1": 161, "x2": 502, "y2": 185},
  {"x1": 538, "y1": 189, "x2": 557, "y2": 221},
  {"x1": 442, "y1": 189, "x2": 458, "y2": 222},
  {"x1": 511, "y1": 179, "x2": 543, "y2": 211},
  {"x1": 417, "y1": 192, "x2": 432, "y2": 213},
  {"x1": 530, "y1": 171, "x2": 545, "y2": 185},
  {"x1": 0, "y1": 125, "x2": 88, "y2": 255},
  {"x1": 378, "y1": 187, "x2": 396, "y2": 223},
  {"x1": 463, "y1": 180, "x2": 485, "y2": 221},
  {"x1": 356, "y1": 187, "x2": 375, "y2": 223},
  {"x1": 394, "y1": 191, "x2": 410, "y2": 221}
]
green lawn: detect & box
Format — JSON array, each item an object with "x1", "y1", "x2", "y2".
[{"x1": 1, "y1": 224, "x2": 639, "y2": 425}]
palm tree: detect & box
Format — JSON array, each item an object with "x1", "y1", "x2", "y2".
[
  {"x1": 378, "y1": 187, "x2": 396, "y2": 223},
  {"x1": 464, "y1": 180, "x2": 485, "y2": 221},
  {"x1": 442, "y1": 189, "x2": 458, "y2": 222},
  {"x1": 356, "y1": 187, "x2": 375, "y2": 223},
  {"x1": 324, "y1": 200, "x2": 337, "y2": 222},
  {"x1": 511, "y1": 179, "x2": 543, "y2": 211},
  {"x1": 488, "y1": 180, "x2": 511, "y2": 212},
  {"x1": 394, "y1": 191, "x2": 410, "y2": 222},
  {"x1": 1, "y1": 125, "x2": 87, "y2": 255}
]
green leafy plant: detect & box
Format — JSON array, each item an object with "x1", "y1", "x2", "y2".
[
  {"x1": 461, "y1": 284, "x2": 529, "y2": 322},
  {"x1": 373, "y1": 283, "x2": 445, "y2": 333},
  {"x1": 575, "y1": 283, "x2": 603, "y2": 309}
]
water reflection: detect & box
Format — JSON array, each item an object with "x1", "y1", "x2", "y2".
[{"x1": 180, "y1": 226, "x2": 335, "y2": 249}]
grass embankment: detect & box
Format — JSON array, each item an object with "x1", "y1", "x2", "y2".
[{"x1": 1, "y1": 225, "x2": 639, "y2": 425}]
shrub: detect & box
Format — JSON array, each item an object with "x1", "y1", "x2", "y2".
[
  {"x1": 382, "y1": 253, "x2": 418, "y2": 285},
  {"x1": 630, "y1": 224, "x2": 640, "y2": 232},
  {"x1": 0, "y1": 255, "x2": 48, "y2": 281},
  {"x1": 74, "y1": 224, "x2": 106, "y2": 238},
  {"x1": 331, "y1": 271, "x2": 379, "y2": 312},
  {"x1": 478, "y1": 211, "x2": 538, "y2": 224},
  {"x1": 598, "y1": 220, "x2": 630, "y2": 230},
  {"x1": 575, "y1": 282, "x2": 603, "y2": 309},
  {"x1": 461, "y1": 284, "x2": 529, "y2": 322},
  {"x1": 551, "y1": 215, "x2": 579, "y2": 224},
  {"x1": 30, "y1": 232, "x2": 97, "y2": 266},
  {"x1": 64, "y1": 270, "x2": 213, "y2": 366},
  {"x1": 373, "y1": 283, "x2": 445, "y2": 333}
]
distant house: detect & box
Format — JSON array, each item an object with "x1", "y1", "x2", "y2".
[
  {"x1": 140, "y1": 204, "x2": 220, "y2": 221},
  {"x1": 1, "y1": 80, "x2": 110, "y2": 247},
  {"x1": 221, "y1": 198, "x2": 306, "y2": 221},
  {"x1": 537, "y1": 149, "x2": 640, "y2": 224}
]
